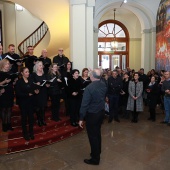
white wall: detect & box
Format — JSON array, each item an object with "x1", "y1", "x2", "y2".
[{"x1": 1, "y1": 1, "x2": 50, "y2": 56}]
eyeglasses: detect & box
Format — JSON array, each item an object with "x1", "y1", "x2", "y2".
[{"x1": 59, "y1": 50, "x2": 63, "y2": 52}]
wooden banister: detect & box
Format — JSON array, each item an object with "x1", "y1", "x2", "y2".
[{"x1": 18, "y1": 21, "x2": 49, "y2": 57}]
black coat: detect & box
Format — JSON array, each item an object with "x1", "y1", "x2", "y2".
[
  {"x1": 146, "y1": 82, "x2": 159, "y2": 108},
  {"x1": 2, "y1": 52, "x2": 20, "y2": 73},
  {"x1": 39, "y1": 56, "x2": 52, "y2": 75},
  {"x1": 31, "y1": 73, "x2": 48, "y2": 107},
  {"x1": 24, "y1": 55, "x2": 38, "y2": 74},
  {"x1": 47, "y1": 73, "x2": 62, "y2": 96},
  {"x1": 15, "y1": 77, "x2": 35, "y2": 107},
  {"x1": 0, "y1": 71, "x2": 14, "y2": 108},
  {"x1": 68, "y1": 77, "x2": 81, "y2": 99}
]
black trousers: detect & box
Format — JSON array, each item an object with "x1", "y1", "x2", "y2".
[
  {"x1": 132, "y1": 100, "x2": 138, "y2": 121},
  {"x1": 69, "y1": 98, "x2": 81, "y2": 123},
  {"x1": 50, "y1": 95, "x2": 60, "y2": 120},
  {"x1": 20, "y1": 103, "x2": 34, "y2": 135},
  {"x1": 85, "y1": 110, "x2": 105, "y2": 163}
]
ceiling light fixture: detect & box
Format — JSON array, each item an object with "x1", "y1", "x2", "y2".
[
  {"x1": 110, "y1": 9, "x2": 118, "y2": 51},
  {"x1": 124, "y1": 0, "x2": 127, "y2": 3}
]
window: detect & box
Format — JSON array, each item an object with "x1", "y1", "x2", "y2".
[{"x1": 98, "y1": 20, "x2": 129, "y2": 70}]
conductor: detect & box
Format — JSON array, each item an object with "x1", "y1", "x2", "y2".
[{"x1": 79, "y1": 68, "x2": 107, "y2": 165}]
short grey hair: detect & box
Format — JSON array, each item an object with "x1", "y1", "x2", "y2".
[{"x1": 91, "y1": 68, "x2": 102, "y2": 79}]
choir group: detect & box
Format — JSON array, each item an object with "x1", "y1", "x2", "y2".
[{"x1": 0, "y1": 44, "x2": 170, "y2": 141}]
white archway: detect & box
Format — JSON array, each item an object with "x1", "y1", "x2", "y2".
[{"x1": 94, "y1": 0, "x2": 160, "y2": 72}]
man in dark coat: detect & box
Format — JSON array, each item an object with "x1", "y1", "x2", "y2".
[
  {"x1": 79, "y1": 69, "x2": 107, "y2": 165},
  {"x1": 2, "y1": 44, "x2": 21, "y2": 73},
  {"x1": 39, "y1": 49, "x2": 51, "y2": 75},
  {"x1": 53, "y1": 48, "x2": 69, "y2": 75},
  {"x1": 24, "y1": 46, "x2": 38, "y2": 74}
]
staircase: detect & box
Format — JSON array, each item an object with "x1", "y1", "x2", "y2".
[
  {"x1": 18, "y1": 21, "x2": 49, "y2": 57},
  {"x1": 0, "y1": 102, "x2": 82, "y2": 155}
]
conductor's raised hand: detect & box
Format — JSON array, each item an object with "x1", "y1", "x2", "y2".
[{"x1": 79, "y1": 120, "x2": 84, "y2": 129}]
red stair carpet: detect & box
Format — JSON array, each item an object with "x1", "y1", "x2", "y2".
[{"x1": 0, "y1": 102, "x2": 82, "y2": 155}]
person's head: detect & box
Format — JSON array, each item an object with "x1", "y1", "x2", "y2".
[
  {"x1": 27, "y1": 46, "x2": 34, "y2": 55},
  {"x1": 150, "y1": 69, "x2": 156, "y2": 75},
  {"x1": 112, "y1": 70, "x2": 118, "y2": 78},
  {"x1": 107, "y1": 70, "x2": 112, "y2": 76},
  {"x1": 48, "y1": 63, "x2": 60, "y2": 75},
  {"x1": 117, "y1": 68, "x2": 122, "y2": 74},
  {"x1": 90, "y1": 68, "x2": 102, "y2": 81},
  {"x1": 41, "y1": 49, "x2": 48, "y2": 58},
  {"x1": 58, "y1": 48, "x2": 64, "y2": 56},
  {"x1": 71, "y1": 69, "x2": 80, "y2": 79},
  {"x1": 102, "y1": 73, "x2": 109, "y2": 80},
  {"x1": 82, "y1": 68, "x2": 89, "y2": 77},
  {"x1": 133, "y1": 72, "x2": 140, "y2": 81},
  {"x1": 140, "y1": 68, "x2": 144, "y2": 74},
  {"x1": 0, "y1": 59, "x2": 11, "y2": 72},
  {"x1": 0, "y1": 45, "x2": 3, "y2": 55},
  {"x1": 8, "y1": 44, "x2": 15, "y2": 55},
  {"x1": 164, "y1": 71, "x2": 170, "y2": 80},
  {"x1": 150, "y1": 76, "x2": 156, "y2": 83},
  {"x1": 20, "y1": 67, "x2": 29, "y2": 79},
  {"x1": 127, "y1": 67, "x2": 131, "y2": 72},
  {"x1": 160, "y1": 70, "x2": 165, "y2": 75},
  {"x1": 33, "y1": 61, "x2": 44, "y2": 73},
  {"x1": 123, "y1": 72, "x2": 129, "y2": 80},
  {"x1": 66, "y1": 61, "x2": 72, "y2": 71}
]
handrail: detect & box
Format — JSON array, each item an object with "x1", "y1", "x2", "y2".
[{"x1": 18, "y1": 21, "x2": 49, "y2": 56}]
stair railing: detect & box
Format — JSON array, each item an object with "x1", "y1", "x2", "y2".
[{"x1": 18, "y1": 21, "x2": 49, "y2": 57}]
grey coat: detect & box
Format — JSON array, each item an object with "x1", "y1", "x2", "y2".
[{"x1": 127, "y1": 81, "x2": 143, "y2": 112}]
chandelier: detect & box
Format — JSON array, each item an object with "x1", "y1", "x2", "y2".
[{"x1": 110, "y1": 9, "x2": 118, "y2": 51}]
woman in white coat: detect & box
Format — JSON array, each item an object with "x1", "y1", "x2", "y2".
[{"x1": 127, "y1": 72, "x2": 143, "y2": 123}]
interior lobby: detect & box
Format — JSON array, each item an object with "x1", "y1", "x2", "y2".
[{"x1": 1, "y1": 0, "x2": 170, "y2": 169}]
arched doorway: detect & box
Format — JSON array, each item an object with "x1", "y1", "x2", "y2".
[{"x1": 98, "y1": 20, "x2": 129, "y2": 70}]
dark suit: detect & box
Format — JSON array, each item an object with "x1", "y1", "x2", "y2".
[{"x1": 53, "y1": 55, "x2": 69, "y2": 75}]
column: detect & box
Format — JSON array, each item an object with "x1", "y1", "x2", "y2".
[
  {"x1": 150, "y1": 27, "x2": 156, "y2": 69},
  {"x1": 69, "y1": 0, "x2": 95, "y2": 72},
  {"x1": 141, "y1": 29, "x2": 151, "y2": 73},
  {"x1": 86, "y1": 0, "x2": 95, "y2": 69}
]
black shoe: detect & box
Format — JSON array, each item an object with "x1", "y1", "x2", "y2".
[
  {"x1": 41, "y1": 121, "x2": 47, "y2": 126},
  {"x1": 152, "y1": 119, "x2": 156, "y2": 122},
  {"x1": 84, "y1": 159, "x2": 99, "y2": 165},
  {"x1": 7, "y1": 123, "x2": 14, "y2": 131},
  {"x1": 167, "y1": 123, "x2": 170, "y2": 126},
  {"x1": 53, "y1": 118, "x2": 62, "y2": 122},
  {"x1": 114, "y1": 118, "x2": 120, "y2": 122},
  {"x1": 2, "y1": 124, "x2": 8, "y2": 132},
  {"x1": 108, "y1": 118, "x2": 113, "y2": 123},
  {"x1": 160, "y1": 121, "x2": 167, "y2": 124},
  {"x1": 131, "y1": 119, "x2": 135, "y2": 123},
  {"x1": 71, "y1": 122, "x2": 78, "y2": 127},
  {"x1": 24, "y1": 134, "x2": 30, "y2": 141},
  {"x1": 30, "y1": 134, "x2": 35, "y2": 140},
  {"x1": 38, "y1": 120, "x2": 42, "y2": 127},
  {"x1": 148, "y1": 117, "x2": 152, "y2": 120}
]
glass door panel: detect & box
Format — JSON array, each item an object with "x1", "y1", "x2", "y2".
[
  {"x1": 101, "y1": 55, "x2": 110, "y2": 69},
  {"x1": 111, "y1": 55, "x2": 120, "y2": 70},
  {"x1": 122, "y1": 55, "x2": 126, "y2": 70}
]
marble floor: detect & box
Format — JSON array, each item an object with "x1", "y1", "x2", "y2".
[{"x1": 0, "y1": 106, "x2": 170, "y2": 170}]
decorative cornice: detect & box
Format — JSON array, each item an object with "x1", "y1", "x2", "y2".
[
  {"x1": 70, "y1": 0, "x2": 95, "y2": 6},
  {"x1": 70, "y1": 0, "x2": 86, "y2": 5}
]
